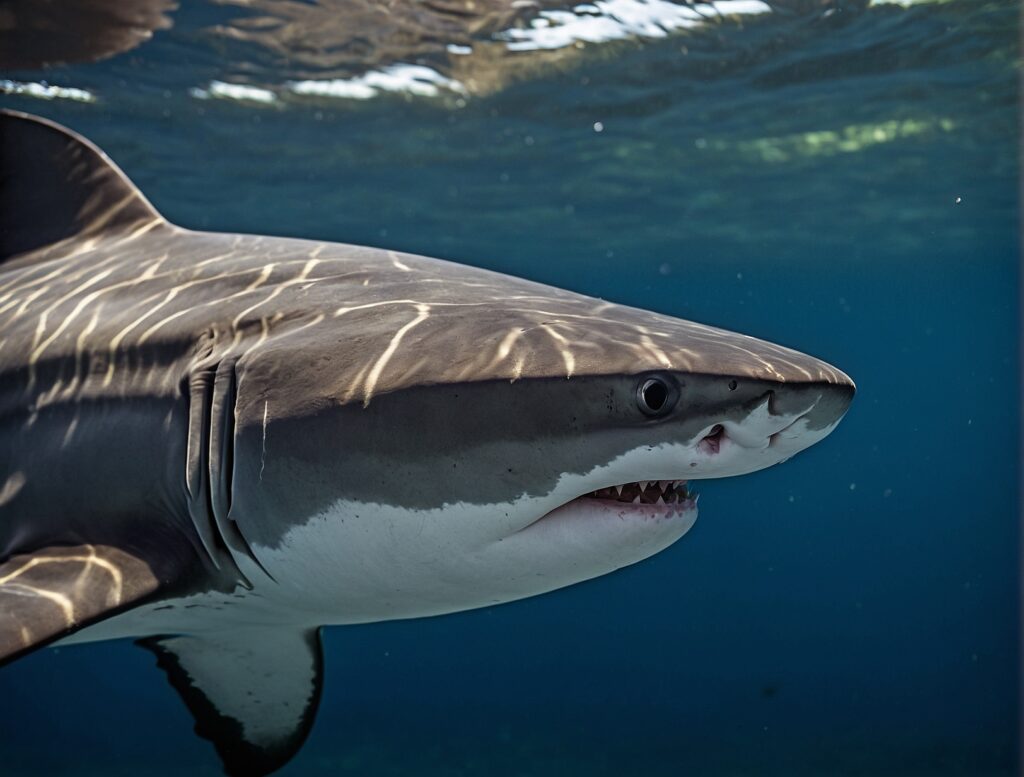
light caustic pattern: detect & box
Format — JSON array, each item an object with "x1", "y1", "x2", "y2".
[
  {"x1": 0, "y1": 544, "x2": 157, "y2": 658},
  {"x1": 0, "y1": 224, "x2": 849, "y2": 421}
]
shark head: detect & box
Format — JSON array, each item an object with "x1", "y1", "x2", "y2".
[{"x1": 224, "y1": 281, "x2": 854, "y2": 623}]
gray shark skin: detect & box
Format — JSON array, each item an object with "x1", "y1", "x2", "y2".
[{"x1": 0, "y1": 109, "x2": 854, "y2": 776}]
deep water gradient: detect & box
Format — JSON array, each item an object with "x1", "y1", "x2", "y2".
[{"x1": 0, "y1": 0, "x2": 1019, "y2": 774}]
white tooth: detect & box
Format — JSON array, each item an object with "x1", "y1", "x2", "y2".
[
  {"x1": 632, "y1": 495, "x2": 641, "y2": 504},
  {"x1": 656, "y1": 495, "x2": 665, "y2": 505},
  {"x1": 615, "y1": 484, "x2": 623, "y2": 496},
  {"x1": 640, "y1": 480, "x2": 649, "y2": 491}
]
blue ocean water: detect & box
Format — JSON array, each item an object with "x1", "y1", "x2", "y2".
[{"x1": 0, "y1": 0, "x2": 1018, "y2": 774}]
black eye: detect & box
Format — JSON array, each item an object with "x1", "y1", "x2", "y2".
[{"x1": 637, "y1": 376, "x2": 675, "y2": 417}]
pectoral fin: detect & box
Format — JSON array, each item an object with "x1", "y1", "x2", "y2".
[
  {"x1": 139, "y1": 627, "x2": 324, "y2": 777},
  {"x1": 0, "y1": 544, "x2": 160, "y2": 664}
]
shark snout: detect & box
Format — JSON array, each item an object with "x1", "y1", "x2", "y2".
[
  {"x1": 723, "y1": 379, "x2": 854, "y2": 449},
  {"x1": 684, "y1": 372, "x2": 853, "y2": 480}
]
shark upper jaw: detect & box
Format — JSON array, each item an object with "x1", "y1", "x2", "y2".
[{"x1": 508, "y1": 392, "x2": 844, "y2": 540}]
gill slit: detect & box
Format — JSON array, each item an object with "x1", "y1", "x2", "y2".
[{"x1": 185, "y1": 360, "x2": 275, "y2": 585}]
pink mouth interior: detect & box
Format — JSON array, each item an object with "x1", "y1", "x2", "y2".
[{"x1": 698, "y1": 424, "x2": 724, "y2": 455}]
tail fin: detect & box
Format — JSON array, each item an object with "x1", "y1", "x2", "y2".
[{"x1": 0, "y1": 110, "x2": 165, "y2": 263}]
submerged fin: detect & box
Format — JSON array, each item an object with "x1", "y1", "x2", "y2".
[
  {"x1": 0, "y1": 109, "x2": 165, "y2": 263},
  {"x1": 140, "y1": 628, "x2": 324, "y2": 777},
  {"x1": 0, "y1": 544, "x2": 160, "y2": 664}
]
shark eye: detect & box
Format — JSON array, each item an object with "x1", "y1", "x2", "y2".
[{"x1": 637, "y1": 376, "x2": 676, "y2": 417}]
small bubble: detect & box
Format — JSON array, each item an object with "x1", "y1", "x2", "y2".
[
  {"x1": 883, "y1": 488, "x2": 892, "y2": 498},
  {"x1": 500, "y1": 172, "x2": 510, "y2": 183},
  {"x1": 736, "y1": 272, "x2": 743, "y2": 281},
  {"x1": 788, "y1": 495, "x2": 795, "y2": 503},
  {"x1": 524, "y1": 135, "x2": 535, "y2": 146},
  {"x1": 955, "y1": 196, "x2": 962, "y2": 204},
  {"x1": 593, "y1": 121, "x2": 604, "y2": 133},
  {"x1": 658, "y1": 262, "x2": 671, "y2": 275},
  {"x1": 849, "y1": 483, "x2": 856, "y2": 490}
]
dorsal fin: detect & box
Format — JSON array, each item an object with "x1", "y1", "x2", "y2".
[{"x1": 0, "y1": 109, "x2": 165, "y2": 263}]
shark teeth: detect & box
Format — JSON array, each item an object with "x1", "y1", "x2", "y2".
[{"x1": 584, "y1": 479, "x2": 693, "y2": 506}]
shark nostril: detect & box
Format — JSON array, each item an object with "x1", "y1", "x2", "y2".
[{"x1": 728, "y1": 379, "x2": 737, "y2": 391}]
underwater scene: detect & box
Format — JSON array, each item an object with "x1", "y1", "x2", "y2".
[{"x1": 0, "y1": 0, "x2": 1019, "y2": 774}]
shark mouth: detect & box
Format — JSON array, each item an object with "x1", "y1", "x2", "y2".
[
  {"x1": 583, "y1": 480, "x2": 695, "y2": 507},
  {"x1": 522, "y1": 479, "x2": 698, "y2": 536}
]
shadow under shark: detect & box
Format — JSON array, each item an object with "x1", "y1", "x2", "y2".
[{"x1": 0, "y1": 110, "x2": 854, "y2": 776}]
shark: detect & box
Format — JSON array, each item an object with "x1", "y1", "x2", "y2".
[{"x1": 0, "y1": 109, "x2": 854, "y2": 776}]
